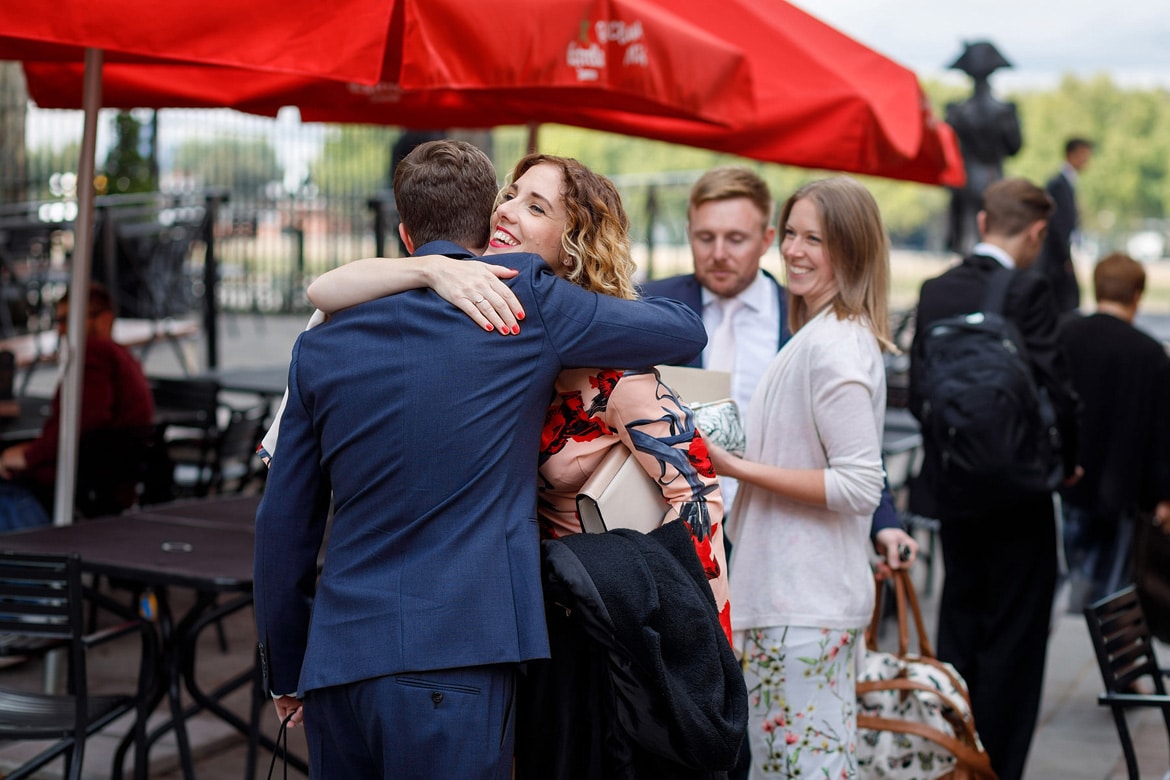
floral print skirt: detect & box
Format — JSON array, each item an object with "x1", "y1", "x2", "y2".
[{"x1": 740, "y1": 625, "x2": 860, "y2": 779}]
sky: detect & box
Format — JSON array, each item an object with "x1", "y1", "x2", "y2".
[{"x1": 788, "y1": 0, "x2": 1170, "y2": 89}]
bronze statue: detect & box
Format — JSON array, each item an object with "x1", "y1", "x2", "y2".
[{"x1": 945, "y1": 41, "x2": 1022, "y2": 255}]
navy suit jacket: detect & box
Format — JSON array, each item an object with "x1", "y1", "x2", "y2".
[
  {"x1": 640, "y1": 270, "x2": 789, "y2": 367},
  {"x1": 254, "y1": 242, "x2": 708, "y2": 697},
  {"x1": 1035, "y1": 171, "x2": 1081, "y2": 312}
]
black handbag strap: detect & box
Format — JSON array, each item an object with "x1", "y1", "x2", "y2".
[{"x1": 266, "y1": 711, "x2": 295, "y2": 780}]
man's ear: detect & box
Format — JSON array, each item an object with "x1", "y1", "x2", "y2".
[
  {"x1": 976, "y1": 210, "x2": 988, "y2": 238},
  {"x1": 1029, "y1": 219, "x2": 1049, "y2": 245},
  {"x1": 398, "y1": 224, "x2": 415, "y2": 255}
]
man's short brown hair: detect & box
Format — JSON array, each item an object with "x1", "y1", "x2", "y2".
[
  {"x1": 981, "y1": 178, "x2": 1054, "y2": 238},
  {"x1": 687, "y1": 165, "x2": 774, "y2": 229},
  {"x1": 1093, "y1": 252, "x2": 1146, "y2": 305},
  {"x1": 393, "y1": 140, "x2": 497, "y2": 250}
]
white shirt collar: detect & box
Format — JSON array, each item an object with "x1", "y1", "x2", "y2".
[
  {"x1": 701, "y1": 269, "x2": 772, "y2": 312},
  {"x1": 972, "y1": 242, "x2": 1016, "y2": 270},
  {"x1": 1061, "y1": 162, "x2": 1079, "y2": 187}
]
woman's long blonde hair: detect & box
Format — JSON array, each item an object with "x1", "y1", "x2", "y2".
[
  {"x1": 780, "y1": 177, "x2": 894, "y2": 352},
  {"x1": 505, "y1": 154, "x2": 637, "y2": 300}
]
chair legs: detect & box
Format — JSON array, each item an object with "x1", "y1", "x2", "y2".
[{"x1": 1107, "y1": 706, "x2": 1141, "y2": 780}]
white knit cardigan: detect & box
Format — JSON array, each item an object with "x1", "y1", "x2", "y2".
[{"x1": 727, "y1": 307, "x2": 886, "y2": 632}]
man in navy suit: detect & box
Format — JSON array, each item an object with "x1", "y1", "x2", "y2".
[
  {"x1": 253, "y1": 140, "x2": 708, "y2": 779},
  {"x1": 1034, "y1": 137, "x2": 1093, "y2": 312},
  {"x1": 909, "y1": 177, "x2": 1080, "y2": 780}
]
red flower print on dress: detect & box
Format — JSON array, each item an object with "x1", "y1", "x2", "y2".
[
  {"x1": 589, "y1": 369, "x2": 623, "y2": 399},
  {"x1": 686, "y1": 434, "x2": 716, "y2": 478},
  {"x1": 540, "y1": 391, "x2": 611, "y2": 458}
]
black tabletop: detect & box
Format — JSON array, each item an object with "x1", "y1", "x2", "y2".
[
  {"x1": 1, "y1": 515, "x2": 254, "y2": 592},
  {"x1": 133, "y1": 494, "x2": 261, "y2": 530},
  {"x1": 198, "y1": 365, "x2": 289, "y2": 398}
]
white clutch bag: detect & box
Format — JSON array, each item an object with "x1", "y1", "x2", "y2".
[
  {"x1": 576, "y1": 446, "x2": 668, "y2": 534},
  {"x1": 692, "y1": 398, "x2": 746, "y2": 457}
]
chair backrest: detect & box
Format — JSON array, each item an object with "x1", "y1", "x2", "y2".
[
  {"x1": 212, "y1": 405, "x2": 267, "y2": 493},
  {"x1": 150, "y1": 376, "x2": 220, "y2": 430},
  {"x1": 1084, "y1": 586, "x2": 1167, "y2": 697},
  {"x1": 75, "y1": 424, "x2": 159, "y2": 517},
  {"x1": 0, "y1": 553, "x2": 87, "y2": 691}
]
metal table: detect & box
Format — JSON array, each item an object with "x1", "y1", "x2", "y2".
[{"x1": 0, "y1": 501, "x2": 302, "y2": 779}]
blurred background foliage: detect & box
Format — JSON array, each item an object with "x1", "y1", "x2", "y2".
[
  {"x1": 296, "y1": 74, "x2": 1170, "y2": 253},
  {"x1": 15, "y1": 71, "x2": 1170, "y2": 256}
]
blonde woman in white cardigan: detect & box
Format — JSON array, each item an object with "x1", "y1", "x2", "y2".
[{"x1": 707, "y1": 177, "x2": 893, "y2": 780}]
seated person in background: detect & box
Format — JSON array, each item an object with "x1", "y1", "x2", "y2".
[{"x1": 0, "y1": 282, "x2": 155, "y2": 528}]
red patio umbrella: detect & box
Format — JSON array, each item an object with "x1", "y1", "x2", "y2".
[
  {"x1": 0, "y1": 0, "x2": 397, "y2": 83},
  {"x1": 556, "y1": 0, "x2": 966, "y2": 186},
  {"x1": 20, "y1": 0, "x2": 963, "y2": 186},
  {"x1": 20, "y1": 0, "x2": 754, "y2": 126}
]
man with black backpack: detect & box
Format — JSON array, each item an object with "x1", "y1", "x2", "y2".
[{"x1": 908, "y1": 177, "x2": 1080, "y2": 780}]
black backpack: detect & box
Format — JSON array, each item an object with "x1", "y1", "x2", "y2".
[{"x1": 917, "y1": 268, "x2": 1062, "y2": 498}]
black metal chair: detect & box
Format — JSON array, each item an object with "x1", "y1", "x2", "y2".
[
  {"x1": 1083, "y1": 585, "x2": 1170, "y2": 780},
  {"x1": 149, "y1": 376, "x2": 221, "y2": 499},
  {"x1": 171, "y1": 403, "x2": 267, "y2": 497},
  {"x1": 0, "y1": 552, "x2": 156, "y2": 780},
  {"x1": 74, "y1": 424, "x2": 161, "y2": 518}
]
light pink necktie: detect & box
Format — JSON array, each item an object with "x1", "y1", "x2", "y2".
[{"x1": 706, "y1": 298, "x2": 742, "y2": 374}]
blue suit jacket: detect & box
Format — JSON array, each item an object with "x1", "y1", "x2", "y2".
[
  {"x1": 254, "y1": 242, "x2": 708, "y2": 696},
  {"x1": 640, "y1": 270, "x2": 900, "y2": 536},
  {"x1": 640, "y1": 271, "x2": 790, "y2": 366}
]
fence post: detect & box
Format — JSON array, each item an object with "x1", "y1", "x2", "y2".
[
  {"x1": 202, "y1": 189, "x2": 228, "y2": 369},
  {"x1": 369, "y1": 196, "x2": 387, "y2": 259}
]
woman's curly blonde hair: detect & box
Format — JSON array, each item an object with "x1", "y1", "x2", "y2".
[{"x1": 504, "y1": 154, "x2": 638, "y2": 300}]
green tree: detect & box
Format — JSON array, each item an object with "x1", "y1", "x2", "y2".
[
  {"x1": 172, "y1": 137, "x2": 281, "y2": 198},
  {"x1": 308, "y1": 125, "x2": 396, "y2": 197},
  {"x1": 103, "y1": 111, "x2": 156, "y2": 194},
  {"x1": 1004, "y1": 75, "x2": 1170, "y2": 249}
]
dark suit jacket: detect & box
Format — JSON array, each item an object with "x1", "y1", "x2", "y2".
[
  {"x1": 908, "y1": 253, "x2": 1080, "y2": 519},
  {"x1": 1059, "y1": 312, "x2": 1170, "y2": 516},
  {"x1": 639, "y1": 271, "x2": 789, "y2": 367},
  {"x1": 254, "y1": 241, "x2": 708, "y2": 697},
  {"x1": 1035, "y1": 171, "x2": 1081, "y2": 312}
]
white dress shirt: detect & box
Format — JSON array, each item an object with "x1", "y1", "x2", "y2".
[{"x1": 700, "y1": 271, "x2": 781, "y2": 510}]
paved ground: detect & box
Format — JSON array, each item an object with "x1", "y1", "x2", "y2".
[{"x1": 2, "y1": 313, "x2": 1168, "y2": 778}]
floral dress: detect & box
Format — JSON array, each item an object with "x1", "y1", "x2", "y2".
[{"x1": 536, "y1": 367, "x2": 731, "y2": 642}]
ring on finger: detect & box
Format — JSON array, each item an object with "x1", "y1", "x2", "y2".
[{"x1": 473, "y1": 296, "x2": 486, "y2": 305}]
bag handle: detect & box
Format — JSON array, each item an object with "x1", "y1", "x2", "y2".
[
  {"x1": 856, "y1": 713, "x2": 997, "y2": 780},
  {"x1": 865, "y1": 569, "x2": 935, "y2": 659}
]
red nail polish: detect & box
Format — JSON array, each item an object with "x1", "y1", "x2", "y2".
[
  {"x1": 516, "y1": 311, "x2": 525, "y2": 320},
  {"x1": 485, "y1": 323, "x2": 493, "y2": 331}
]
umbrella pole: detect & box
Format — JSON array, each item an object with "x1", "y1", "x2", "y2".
[
  {"x1": 52, "y1": 47, "x2": 102, "y2": 528},
  {"x1": 526, "y1": 123, "x2": 539, "y2": 154}
]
